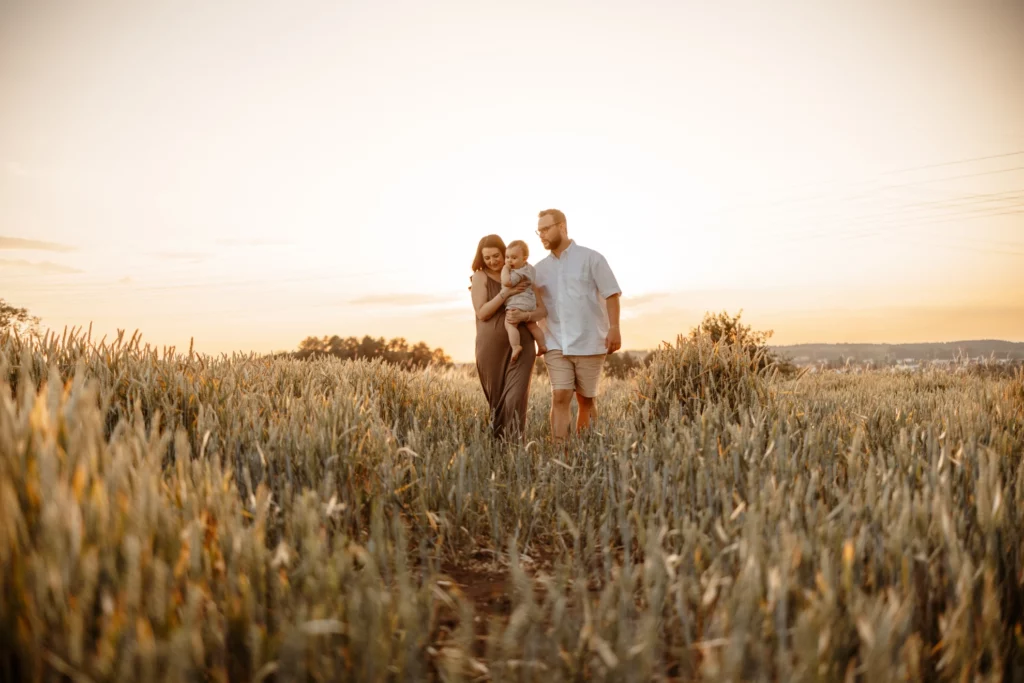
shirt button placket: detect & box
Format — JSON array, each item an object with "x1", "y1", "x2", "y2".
[{"x1": 557, "y1": 258, "x2": 567, "y2": 352}]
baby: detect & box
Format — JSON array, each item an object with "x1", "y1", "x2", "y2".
[{"x1": 502, "y1": 240, "x2": 547, "y2": 362}]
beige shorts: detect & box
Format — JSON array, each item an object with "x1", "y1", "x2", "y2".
[{"x1": 544, "y1": 350, "x2": 606, "y2": 397}]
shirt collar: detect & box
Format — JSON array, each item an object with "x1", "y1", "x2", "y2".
[{"x1": 553, "y1": 239, "x2": 576, "y2": 259}]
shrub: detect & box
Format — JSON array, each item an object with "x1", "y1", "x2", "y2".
[{"x1": 631, "y1": 311, "x2": 778, "y2": 422}]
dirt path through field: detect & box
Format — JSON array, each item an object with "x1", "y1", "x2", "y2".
[{"x1": 438, "y1": 546, "x2": 558, "y2": 656}]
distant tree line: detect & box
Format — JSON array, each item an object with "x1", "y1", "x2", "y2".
[
  {"x1": 0, "y1": 298, "x2": 40, "y2": 334},
  {"x1": 294, "y1": 335, "x2": 452, "y2": 369}
]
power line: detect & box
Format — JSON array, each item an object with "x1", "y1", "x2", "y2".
[
  {"x1": 873, "y1": 149, "x2": 1024, "y2": 176},
  {"x1": 765, "y1": 207, "x2": 1024, "y2": 257},
  {"x1": 758, "y1": 195, "x2": 1024, "y2": 247},
  {"x1": 827, "y1": 211, "x2": 1024, "y2": 254},
  {"x1": 764, "y1": 206, "x2": 1024, "y2": 252},
  {"x1": 852, "y1": 164, "x2": 1024, "y2": 193},
  {"x1": 725, "y1": 154, "x2": 1024, "y2": 244},
  {"x1": 709, "y1": 194, "x2": 1023, "y2": 256},
  {"x1": 717, "y1": 149, "x2": 1024, "y2": 215},
  {"x1": 731, "y1": 164, "x2": 1024, "y2": 230},
  {"x1": 741, "y1": 189, "x2": 1024, "y2": 250}
]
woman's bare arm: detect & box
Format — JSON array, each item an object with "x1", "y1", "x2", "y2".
[{"x1": 472, "y1": 271, "x2": 526, "y2": 322}]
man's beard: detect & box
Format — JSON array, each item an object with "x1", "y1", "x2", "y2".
[{"x1": 545, "y1": 233, "x2": 564, "y2": 251}]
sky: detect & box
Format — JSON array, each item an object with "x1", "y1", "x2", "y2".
[{"x1": 2, "y1": 0, "x2": 1023, "y2": 362}]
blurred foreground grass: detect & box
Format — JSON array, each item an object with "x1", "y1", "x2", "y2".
[{"x1": 2, "y1": 328, "x2": 1023, "y2": 682}]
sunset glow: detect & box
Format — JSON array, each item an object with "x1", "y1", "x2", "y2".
[{"x1": 3, "y1": 0, "x2": 1022, "y2": 361}]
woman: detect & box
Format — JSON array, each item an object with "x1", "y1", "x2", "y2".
[{"x1": 471, "y1": 234, "x2": 546, "y2": 441}]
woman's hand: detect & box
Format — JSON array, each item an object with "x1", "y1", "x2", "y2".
[{"x1": 500, "y1": 281, "x2": 529, "y2": 300}]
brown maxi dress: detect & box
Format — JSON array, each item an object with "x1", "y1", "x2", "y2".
[{"x1": 475, "y1": 274, "x2": 536, "y2": 440}]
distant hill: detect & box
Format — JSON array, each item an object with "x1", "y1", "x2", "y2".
[
  {"x1": 453, "y1": 341, "x2": 1024, "y2": 369},
  {"x1": 770, "y1": 340, "x2": 1024, "y2": 364}
]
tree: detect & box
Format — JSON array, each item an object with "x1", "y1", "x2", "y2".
[
  {"x1": 689, "y1": 309, "x2": 772, "y2": 348},
  {"x1": 293, "y1": 333, "x2": 451, "y2": 369},
  {"x1": 429, "y1": 347, "x2": 451, "y2": 367},
  {"x1": 688, "y1": 310, "x2": 795, "y2": 375},
  {"x1": 0, "y1": 298, "x2": 40, "y2": 334},
  {"x1": 603, "y1": 351, "x2": 644, "y2": 380},
  {"x1": 296, "y1": 336, "x2": 327, "y2": 358}
]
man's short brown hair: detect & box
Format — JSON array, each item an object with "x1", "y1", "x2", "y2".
[
  {"x1": 506, "y1": 240, "x2": 529, "y2": 259},
  {"x1": 538, "y1": 208, "x2": 566, "y2": 227}
]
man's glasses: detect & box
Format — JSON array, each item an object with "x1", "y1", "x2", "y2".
[{"x1": 535, "y1": 221, "x2": 562, "y2": 237}]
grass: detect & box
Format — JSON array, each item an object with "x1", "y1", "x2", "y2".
[{"x1": 2, "y1": 327, "x2": 1023, "y2": 681}]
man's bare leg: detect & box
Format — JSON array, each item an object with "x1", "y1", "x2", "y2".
[
  {"x1": 505, "y1": 321, "x2": 523, "y2": 362},
  {"x1": 576, "y1": 393, "x2": 596, "y2": 433},
  {"x1": 551, "y1": 389, "x2": 573, "y2": 441}
]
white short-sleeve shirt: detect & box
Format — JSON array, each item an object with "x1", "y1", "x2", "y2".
[{"x1": 534, "y1": 240, "x2": 621, "y2": 356}]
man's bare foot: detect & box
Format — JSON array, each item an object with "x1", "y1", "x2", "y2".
[{"x1": 511, "y1": 345, "x2": 522, "y2": 362}]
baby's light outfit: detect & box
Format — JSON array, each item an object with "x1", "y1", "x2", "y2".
[{"x1": 506, "y1": 264, "x2": 537, "y2": 311}]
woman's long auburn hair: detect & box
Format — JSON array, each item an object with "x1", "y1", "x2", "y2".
[
  {"x1": 471, "y1": 234, "x2": 506, "y2": 273},
  {"x1": 469, "y1": 234, "x2": 506, "y2": 290}
]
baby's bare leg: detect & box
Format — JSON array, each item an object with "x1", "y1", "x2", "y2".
[
  {"x1": 525, "y1": 321, "x2": 547, "y2": 354},
  {"x1": 505, "y1": 319, "x2": 523, "y2": 361}
]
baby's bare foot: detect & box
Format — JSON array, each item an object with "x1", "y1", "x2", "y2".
[
  {"x1": 536, "y1": 343, "x2": 548, "y2": 356},
  {"x1": 510, "y1": 345, "x2": 522, "y2": 362}
]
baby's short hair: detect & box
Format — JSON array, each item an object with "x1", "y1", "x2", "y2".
[{"x1": 507, "y1": 240, "x2": 529, "y2": 259}]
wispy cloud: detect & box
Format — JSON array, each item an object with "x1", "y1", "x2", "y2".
[
  {"x1": 348, "y1": 293, "x2": 462, "y2": 307},
  {"x1": 0, "y1": 258, "x2": 83, "y2": 274},
  {"x1": 427, "y1": 307, "x2": 473, "y2": 323},
  {"x1": 216, "y1": 238, "x2": 292, "y2": 248},
  {"x1": 151, "y1": 251, "x2": 208, "y2": 263},
  {"x1": 623, "y1": 292, "x2": 672, "y2": 307},
  {"x1": 118, "y1": 276, "x2": 134, "y2": 285},
  {"x1": 0, "y1": 236, "x2": 76, "y2": 252}
]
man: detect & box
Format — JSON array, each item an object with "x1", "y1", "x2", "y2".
[{"x1": 506, "y1": 208, "x2": 621, "y2": 440}]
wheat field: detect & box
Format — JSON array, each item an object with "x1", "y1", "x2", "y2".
[{"x1": 2, "y1": 328, "x2": 1023, "y2": 682}]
